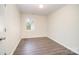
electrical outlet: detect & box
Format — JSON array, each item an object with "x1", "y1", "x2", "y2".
[{"x1": 4, "y1": 28, "x2": 6, "y2": 32}]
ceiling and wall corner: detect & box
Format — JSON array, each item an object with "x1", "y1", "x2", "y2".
[{"x1": 16, "y1": 4, "x2": 66, "y2": 16}]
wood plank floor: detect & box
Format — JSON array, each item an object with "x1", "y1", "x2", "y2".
[{"x1": 14, "y1": 37, "x2": 77, "y2": 55}]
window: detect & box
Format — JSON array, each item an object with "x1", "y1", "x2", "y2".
[{"x1": 26, "y1": 17, "x2": 34, "y2": 31}]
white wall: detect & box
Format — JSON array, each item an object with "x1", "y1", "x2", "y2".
[
  {"x1": 47, "y1": 5, "x2": 79, "y2": 54},
  {"x1": 2, "y1": 5, "x2": 21, "y2": 54},
  {"x1": 0, "y1": 5, "x2": 5, "y2": 38},
  {"x1": 21, "y1": 14, "x2": 47, "y2": 38},
  {"x1": 0, "y1": 5, "x2": 6, "y2": 54}
]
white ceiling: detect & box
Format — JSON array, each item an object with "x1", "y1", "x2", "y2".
[{"x1": 17, "y1": 4, "x2": 65, "y2": 16}]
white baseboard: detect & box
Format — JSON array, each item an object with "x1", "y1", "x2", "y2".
[
  {"x1": 47, "y1": 36, "x2": 79, "y2": 55},
  {"x1": 22, "y1": 36, "x2": 47, "y2": 39},
  {"x1": 10, "y1": 38, "x2": 21, "y2": 55}
]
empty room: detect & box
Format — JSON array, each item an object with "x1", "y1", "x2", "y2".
[{"x1": 0, "y1": 4, "x2": 79, "y2": 55}]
